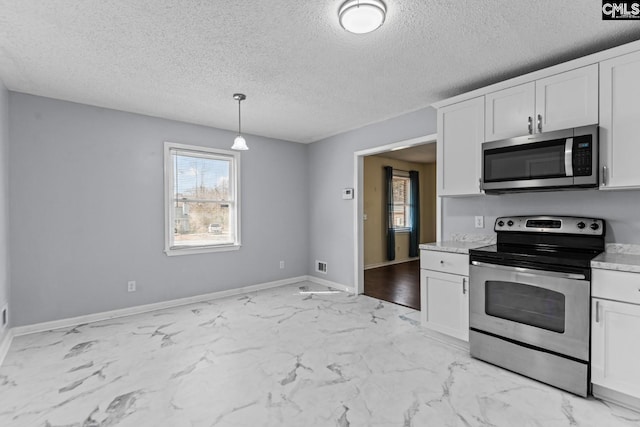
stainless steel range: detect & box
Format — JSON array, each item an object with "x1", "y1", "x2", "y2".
[{"x1": 469, "y1": 215, "x2": 605, "y2": 397}]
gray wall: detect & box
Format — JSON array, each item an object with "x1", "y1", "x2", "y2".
[
  {"x1": 9, "y1": 93, "x2": 309, "y2": 326},
  {"x1": 443, "y1": 189, "x2": 640, "y2": 244},
  {"x1": 0, "y1": 81, "x2": 9, "y2": 339},
  {"x1": 308, "y1": 108, "x2": 437, "y2": 287}
]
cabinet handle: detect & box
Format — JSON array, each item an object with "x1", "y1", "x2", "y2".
[
  {"x1": 462, "y1": 278, "x2": 467, "y2": 295},
  {"x1": 537, "y1": 114, "x2": 542, "y2": 132},
  {"x1": 528, "y1": 116, "x2": 533, "y2": 134},
  {"x1": 478, "y1": 177, "x2": 482, "y2": 192},
  {"x1": 602, "y1": 166, "x2": 608, "y2": 187},
  {"x1": 595, "y1": 300, "x2": 600, "y2": 323}
]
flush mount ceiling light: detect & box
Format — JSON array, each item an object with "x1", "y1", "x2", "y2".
[
  {"x1": 231, "y1": 93, "x2": 248, "y2": 151},
  {"x1": 339, "y1": 0, "x2": 386, "y2": 34}
]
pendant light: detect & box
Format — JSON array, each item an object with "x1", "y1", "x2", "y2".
[
  {"x1": 339, "y1": 0, "x2": 386, "y2": 34},
  {"x1": 231, "y1": 93, "x2": 249, "y2": 151}
]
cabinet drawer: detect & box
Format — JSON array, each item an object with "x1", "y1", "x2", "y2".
[
  {"x1": 420, "y1": 250, "x2": 469, "y2": 276},
  {"x1": 592, "y1": 269, "x2": 640, "y2": 304}
]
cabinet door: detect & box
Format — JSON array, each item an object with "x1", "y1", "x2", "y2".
[
  {"x1": 485, "y1": 82, "x2": 535, "y2": 142},
  {"x1": 437, "y1": 97, "x2": 484, "y2": 196},
  {"x1": 420, "y1": 269, "x2": 469, "y2": 341},
  {"x1": 535, "y1": 64, "x2": 598, "y2": 134},
  {"x1": 591, "y1": 298, "x2": 640, "y2": 399},
  {"x1": 600, "y1": 50, "x2": 640, "y2": 189}
]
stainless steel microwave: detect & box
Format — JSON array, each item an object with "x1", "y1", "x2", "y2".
[{"x1": 481, "y1": 125, "x2": 598, "y2": 194}]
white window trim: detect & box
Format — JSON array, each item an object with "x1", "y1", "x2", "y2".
[{"x1": 163, "y1": 141, "x2": 241, "y2": 256}]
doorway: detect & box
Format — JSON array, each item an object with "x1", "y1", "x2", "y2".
[{"x1": 354, "y1": 136, "x2": 438, "y2": 308}]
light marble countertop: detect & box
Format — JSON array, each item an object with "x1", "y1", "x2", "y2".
[
  {"x1": 419, "y1": 240, "x2": 494, "y2": 255},
  {"x1": 592, "y1": 252, "x2": 640, "y2": 273},
  {"x1": 591, "y1": 243, "x2": 640, "y2": 273}
]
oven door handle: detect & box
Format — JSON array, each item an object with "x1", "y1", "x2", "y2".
[{"x1": 470, "y1": 261, "x2": 586, "y2": 280}]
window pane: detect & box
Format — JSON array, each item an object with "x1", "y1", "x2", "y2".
[
  {"x1": 392, "y1": 177, "x2": 407, "y2": 204},
  {"x1": 392, "y1": 176, "x2": 410, "y2": 229},
  {"x1": 485, "y1": 280, "x2": 566, "y2": 333},
  {"x1": 173, "y1": 201, "x2": 233, "y2": 247},
  {"x1": 173, "y1": 152, "x2": 231, "y2": 201}
]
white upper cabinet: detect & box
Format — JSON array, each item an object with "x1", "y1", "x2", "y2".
[
  {"x1": 437, "y1": 96, "x2": 484, "y2": 196},
  {"x1": 485, "y1": 65, "x2": 598, "y2": 142},
  {"x1": 485, "y1": 82, "x2": 535, "y2": 142},
  {"x1": 535, "y1": 64, "x2": 599, "y2": 132},
  {"x1": 599, "y1": 50, "x2": 640, "y2": 190}
]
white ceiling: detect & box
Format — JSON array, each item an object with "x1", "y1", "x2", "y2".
[
  {"x1": 375, "y1": 143, "x2": 436, "y2": 164},
  {"x1": 1, "y1": 1, "x2": 640, "y2": 143}
]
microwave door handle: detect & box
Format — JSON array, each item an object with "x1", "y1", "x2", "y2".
[
  {"x1": 470, "y1": 261, "x2": 586, "y2": 280},
  {"x1": 565, "y1": 138, "x2": 574, "y2": 177}
]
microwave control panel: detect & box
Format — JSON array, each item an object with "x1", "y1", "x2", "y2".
[{"x1": 572, "y1": 135, "x2": 593, "y2": 177}]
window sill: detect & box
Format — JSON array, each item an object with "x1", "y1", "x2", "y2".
[
  {"x1": 394, "y1": 228, "x2": 411, "y2": 233},
  {"x1": 164, "y1": 243, "x2": 241, "y2": 257}
]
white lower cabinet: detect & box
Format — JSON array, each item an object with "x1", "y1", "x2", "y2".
[
  {"x1": 420, "y1": 252, "x2": 469, "y2": 342},
  {"x1": 591, "y1": 268, "x2": 640, "y2": 410}
]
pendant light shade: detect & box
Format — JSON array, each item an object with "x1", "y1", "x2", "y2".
[
  {"x1": 339, "y1": 0, "x2": 386, "y2": 34},
  {"x1": 231, "y1": 134, "x2": 248, "y2": 151},
  {"x1": 231, "y1": 93, "x2": 249, "y2": 151}
]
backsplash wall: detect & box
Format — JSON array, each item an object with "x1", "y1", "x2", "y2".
[{"x1": 442, "y1": 188, "x2": 640, "y2": 244}]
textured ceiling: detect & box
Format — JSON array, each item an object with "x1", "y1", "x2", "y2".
[
  {"x1": 1, "y1": 1, "x2": 640, "y2": 143},
  {"x1": 375, "y1": 143, "x2": 436, "y2": 164}
]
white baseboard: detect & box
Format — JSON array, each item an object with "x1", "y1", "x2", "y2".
[
  {"x1": 306, "y1": 275, "x2": 354, "y2": 294},
  {"x1": 3, "y1": 275, "x2": 354, "y2": 365},
  {"x1": 11, "y1": 276, "x2": 308, "y2": 337},
  {"x1": 364, "y1": 257, "x2": 419, "y2": 270},
  {"x1": 592, "y1": 384, "x2": 640, "y2": 413},
  {"x1": 421, "y1": 327, "x2": 470, "y2": 353},
  {"x1": 0, "y1": 329, "x2": 14, "y2": 368}
]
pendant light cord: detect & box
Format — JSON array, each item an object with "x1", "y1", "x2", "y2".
[{"x1": 238, "y1": 98, "x2": 242, "y2": 135}]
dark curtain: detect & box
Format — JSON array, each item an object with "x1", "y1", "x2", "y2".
[
  {"x1": 384, "y1": 166, "x2": 395, "y2": 261},
  {"x1": 409, "y1": 170, "x2": 420, "y2": 257}
]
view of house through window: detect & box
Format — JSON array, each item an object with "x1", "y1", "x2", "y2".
[
  {"x1": 392, "y1": 174, "x2": 411, "y2": 229},
  {"x1": 165, "y1": 142, "x2": 240, "y2": 254}
]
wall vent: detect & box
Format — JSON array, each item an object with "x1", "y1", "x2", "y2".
[{"x1": 316, "y1": 260, "x2": 328, "y2": 274}]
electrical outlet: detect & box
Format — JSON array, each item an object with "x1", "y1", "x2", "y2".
[
  {"x1": 279, "y1": 260, "x2": 285, "y2": 269},
  {"x1": 127, "y1": 281, "x2": 136, "y2": 292},
  {"x1": 475, "y1": 216, "x2": 484, "y2": 228}
]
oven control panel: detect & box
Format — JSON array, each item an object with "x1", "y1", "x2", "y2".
[{"x1": 494, "y1": 216, "x2": 604, "y2": 235}]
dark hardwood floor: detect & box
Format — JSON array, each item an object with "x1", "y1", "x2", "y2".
[{"x1": 363, "y1": 260, "x2": 420, "y2": 310}]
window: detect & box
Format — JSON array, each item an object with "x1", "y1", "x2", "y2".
[
  {"x1": 392, "y1": 173, "x2": 411, "y2": 231},
  {"x1": 164, "y1": 142, "x2": 240, "y2": 255}
]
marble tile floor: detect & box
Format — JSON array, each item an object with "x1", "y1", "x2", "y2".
[{"x1": 1, "y1": 282, "x2": 639, "y2": 427}]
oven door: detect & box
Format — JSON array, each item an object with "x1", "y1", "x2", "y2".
[{"x1": 469, "y1": 261, "x2": 590, "y2": 361}]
